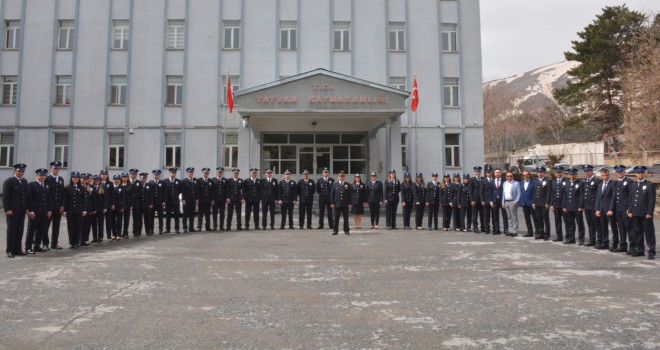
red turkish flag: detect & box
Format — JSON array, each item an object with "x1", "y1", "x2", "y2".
[
  {"x1": 411, "y1": 77, "x2": 419, "y2": 112},
  {"x1": 227, "y1": 76, "x2": 234, "y2": 113}
]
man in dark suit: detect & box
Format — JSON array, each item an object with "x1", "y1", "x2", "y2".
[
  {"x1": 3, "y1": 163, "x2": 29, "y2": 258},
  {"x1": 138, "y1": 173, "x2": 153, "y2": 236},
  {"x1": 260, "y1": 169, "x2": 278, "y2": 230},
  {"x1": 426, "y1": 172, "x2": 441, "y2": 231},
  {"x1": 45, "y1": 161, "x2": 65, "y2": 249},
  {"x1": 532, "y1": 167, "x2": 551, "y2": 240},
  {"x1": 181, "y1": 167, "x2": 198, "y2": 233},
  {"x1": 562, "y1": 168, "x2": 584, "y2": 245},
  {"x1": 549, "y1": 166, "x2": 567, "y2": 242},
  {"x1": 278, "y1": 170, "x2": 297, "y2": 229},
  {"x1": 149, "y1": 169, "x2": 166, "y2": 235},
  {"x1": 582, "y1": 165, "x2": 601, "y2": 248},
  {"x1": 317, "y1": 168, "x2": 334, "y2": 229},
  {"x1": 627, "y1": 166, "x2": 656, "y2": 259},
  {"x1": 488, "y1": 168, "x2": 504, "y2": 235},
  {"x1": 297, "y1": 170, "x2": 315, "y2": 229},
  {"x1": 226, "y1": 169, "x2": 245, "y2": 230},
  {"x1": 164, "y1": 168, "x2": 182, "y2": 233},
  {"x1": 519, "y1": 170, "x2": 536, "y2": 237},
  {"x1": 243, "y1": 168, "x2": 261, "y2": 230},
  {"x1": 26, "y1": 168, "x2": 53, "y2": 253},
  {"x1": 469, "y1": 166, "x2": 484, "y2": 233},
  {"x1": 197, "y1": 168, "x2": 214, "y2": 231},
  {"x1": 212, "y1": 167, "x2": 228, "y2": 231},
  {"x1": 128, "y1": 168, "x2": 143, "y2": 236},
  {"x1": 330, "y1": 171, "x2": 352, "y2": 235},
  {"x1": 480, "y1": 168, "x2": 494, "y2": 234},
  {"x1": 595, "y1": 168, "x2": 616, "y2": 251},
  {"x1": 612, "y1": 165, "x2": 633, "y2": 253},
  {"x1": 366, "y1": 172, "x2": 383, "y2": 229}
]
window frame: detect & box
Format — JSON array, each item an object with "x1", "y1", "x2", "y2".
[
  {"x1": 223, "y1": 21, "x2": 240, "y2": 50},
  {"x1": 0, "y1": 132, "x2": 14, "y2": 168},
  {"x1": 280, "y1": 22, "x2": 297, "y2": 51},
  {"x1": 222, "y1": 75, "x2": 239, "y2": 105},
  {"x1": 444, "y1": 133, "x2": 461, "y2": 168},
  {"x1": 164, "y1": 132, "x2": 182, "y2": 168},
  {"x1": 113, "y1": 20, "x2": 129, "y2": 50},
  {"x1": 108, "y1": 132, "x2": 125, "y2": 169},
  {"x1": 442, "y1": 24, "x2": 458, "y2": 52},
  {"x1": 333, "y1": 22, "x2": 350, "y2": 52},
  {"x1": 388, "y1": 23, "x2": 405, "y2": 52},
  {"x1": 443, "y1": 78, "x2": 460, "y2": 107},
  {"x1": 58, "y1": 20, "x2": 74, "y2": 50},
  {"x1": 167, "y1": 20, "x2": 185, "y2": 50},
  {"x1": 55, "y1": 75, "x2": 72, "y2": 106},
  {"x1": 5, "y1": 20, "x2": 20, "y2": 50},
  {"x1": 53, "y1": 133, "x2": 69, "y2": 168},
  {"x1": 109, "y1": 75, "x2": 127, "y2": 106},
  {"x1": 388, "y1": 76, "x2": 406, "y2": 91},
  {"x1": 166, "y1": 76, "x2": 183, "y2": 106},
  {"x1": 1, "y1": 76, "x2": 18, "y2": 105}
]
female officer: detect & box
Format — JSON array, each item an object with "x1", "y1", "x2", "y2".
[
  {"x1": 63, "y1": 172, "x2": 85, "y2": 249},
  {"x1": 413, "y1": 173, "x2": 426, "y2": 230},
  {"x1": 450, "y1": 173, "x2": 462, "y2": 231},
  {"x1": 441, "y1": 174, "x2": 452, "y2": 231},
  {"x1": 351, "y1": 174, "x2": 367, "y2": 229},
  {"x1": 400, "y1": 173, "x2": 414, "y2": 230},
  {"x1": 91, "y1": 175, "x2": 109, "y2": 243}
]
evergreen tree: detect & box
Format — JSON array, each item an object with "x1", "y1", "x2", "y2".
[{"x1": 553, "y1": 5, "x2": 646, "y2": 137}]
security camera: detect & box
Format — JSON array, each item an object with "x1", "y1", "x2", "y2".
[
  {"x1": 129, "y1": 128, "x2": 135, "y2": 134},
  {"x1": 473, "y1": 121, "x2": 478, "y2": 125},
  {"x1": 311, "y1": 121, "x2": 317, "y2": 126}
]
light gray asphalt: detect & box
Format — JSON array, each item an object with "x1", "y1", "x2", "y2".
[{"x1": 1, "y1": 211, "x2": 659, "y2": 350}]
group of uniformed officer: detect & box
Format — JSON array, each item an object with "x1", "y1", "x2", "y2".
[{"x1": 3, "y1": 161, "x2": 657, "y2": 259}]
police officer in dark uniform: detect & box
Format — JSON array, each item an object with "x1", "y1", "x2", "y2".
[
  {"x1": 532, "y1": 167, "x2": 551, "y2": 241},
  {"x1": 80, "y1": 173, "x2": 95, "y2": 245},
  {"x1": 480, "y1": 168, "x2": 494, "y2": 234},
  {"x1": 45, "y1": 161, "x2": 65, "y2": 249},
  {"x1": 197, "y1": 168, "x2": 214, "y2": 231},
  {"x1": 469, "y1": 166, "x2": 484, "y2": 233},
  {"x1": 549, "y1": 166, "x2": 566, "y2": 242},
  {"x1": 316, "y1": 168, "x2": 334, "y2": 230},
  {"x1": 400, "y1": 173, "x2": 414, "y2": 230},
  {"x1": 99, "y1": 170, "x2": 114, "y2": 241},
  {"x1": 243, "y1": 168, "x2": 261, "y2": 230},
  {"x1": 181, "y1": 167, "x2": 198, "y2": 233},
  {"x1": 212, "y1": 167, "x2": 227, "y2": 231},
  {"x1": 139, "y1": 173, "x2": 153, "y2": 236},
  {"x1": 279, "y1": 170, "x2": 297, "y2": 229},
  {"x1": 562, "y1": 168, "x2": 583, "y2": 245},
  {"x1": 451, "y1": 173, "x2": 464, "y2": 231},
  {"x1": 595, "y1": 168, "x2": 616, "y2": 250},
  {"x1": 128, "y1": 168, "x2": 143, "y2": 237},
  {"x1": 581, "y1": 165, "x2": 601, "y2": 247},
  {"x1": 413, "y1": 173, "x2": 426, "y2": 230},
  {"x1": 426, "y1": 172, "x2": 441, "y2": 231},
  {"x1": 63, "y1": 171, "x2": 86, "y2": 248},
  {"x1": 261, "y1": 169, "x2": 279, "y2": 230},
  {"x1": 627, "y1": 166, "x2": 656, "y2": 259},
  {"x1": 91, "y1": 175, "x2": 109, "y2": 242},
  {"x1": 297, "y1": 170, "x2": 315, "y2": 229},
  {"x1": 330, "y1": 171, "x2": 352, "y2": 235},
  {"x1": 165, "y1": 168, "x2": 182, "y2": 234},
  {"x1": 384, "y1": 169, "x2": 400, "y2": 230},
  {"x1": 226, "y1": 169, "x2": 245, "y2": 231},
  {"x1": 120, "y1": 173, "x2": 132, "y2": 238},
  {"x1": 111, "y1": 174, "x2": 126, "y2": 240},
  {"x1": 441, "y1": 174, "x2": 452, "y2": 231},
  {"x1": 459, "y1": 174, "x2": 473, "y2": 232},
  {"x1": 366, "y1": 172, "x2": 383, "y2": 229},
  {"x1": 612, "y1": 165, "x2": 633, "y2": 253},
  {"x1": 26, "y1": 168, "x2": 53, "y2": 254},
  {"x1": 149, "y1": 169, "x2": 166, "y2": 235}
]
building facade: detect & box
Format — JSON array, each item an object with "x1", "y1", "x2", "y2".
[{"x1": 0, "y1": 0, "x2": 483, "y2": 188}]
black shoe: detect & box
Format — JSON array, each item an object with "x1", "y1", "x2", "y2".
[
  {"x1": 584, "y1": 242, "x2": 596, "y2": 247},
  {"x1": 484, "y1": 231, "x2": 491, "y2": 234},
  {"x1": 563, "y1": 241, "x2": 575, "y2": 244},
  {"x1": 33, "y1": 246, "x2": 45, "y2": 253},
  {"x1": 543, "y1": 236, "x2": 549, "y2": 241},
  {"x1": 534, "y1": 235, "x2": 542, "y2": 240},
  {"x1": 648, "y1": 255, "x2": 656, "y2": 260},
  {"x1": 183, "y1": 229, "x2": 188, "y2": 233},
  {"x1": 280, "y1": 226, "x2": 285, "y2": 230},
  {"x1": 332, "y1": 232, "x2": 338, "y2": 235},
  {"x1": 505, "y1": 233, "x2": 512, "y2": 236},
  {"x1": 7, "y1": 252, "x2": 14, "y2": 258},
  {"x1": 237, "y1": 228, "x2": 242, "y2": 231},
  {"x1": 597, "y1": 245, "x2": 609, "y2": 250},
  {"x1": 165, "y1": 230, "x2": 171, "y2": 234},
  {"x1": 552, "y1": 237, "x2": 563, "y2": 242},
  {"x1": 26, "y1": 249, "x2": 35, "y2": 255},
  {"x1": 317, "y1": 227, "x2": 324, "y2": 229},
  {"x1": 345, "y1": 232, "x2": 350, "y2": 235},
  {"x1": 631, "y1": 251, "x2": 645, "y2": 257},
  {"x1": 290, "y1": 226, "x2": 295, "y2": 229},
  {"x1": 42, "y1": 246, "x2": 50, "y2": 251},
  {"x1": 615, "y1": 247, "x2": 627, "y2": 253},
  {"x1": 523, "y1": 234, "x2": 533, "y2": 237},
  {"x1": 626, "y1": 250, "x2": 633, "y2": 255},
  {"x1": 510, "y1": 234, "x2": 518, "y2": 237},
  {"x1": 473, "y1": 228, "x2": 479, "y2": 233},
  {"x1": 81, "y1": 242, "x2": 90, "y2": 247},
  {"x1": 578, "y1": 242, "x2": 584, "y2": 246},
  {"x1": 189, "y1": 228, "x2": 196, "y2": 232},
  {"x1": 52, "y1": 245, "x2": 63, "y2": 250},
  {"x1": 492, "y1": 231, "x2": 501, "y2": 235},
  {"x1": 307, "y1": 226, "x2": 312, "y2": 229},
  {"x1": 255, "y1": 227, "x2": 261, "y2": 230}
]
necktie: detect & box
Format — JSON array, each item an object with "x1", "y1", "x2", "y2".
[{"x1": 496, "y1": 179, "x2": 500, "y2": 188}]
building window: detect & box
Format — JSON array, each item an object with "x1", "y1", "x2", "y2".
[
  {"x1": 280, "y1": 21, "x2": 297, "y2": 51},
  {"x1": 223, "y1": 21, "x2": 240, "y2": 50},
  {"x1": 113, "y1": 20, "x2": 129, "y2": 50},
  {"x1": 333, "y1": 22, "x2": 350, "y2": 51},
  {"x1": 0, "y1": 132, "x2": 14, "y2": 167},
  {"x1": 389, "y1": 22, "x2": 405, "y2": 52},
  {"x1": 442, "y1": 23, "x2": 458, "y2": 52},
  {"x1": 401, "y1": 133, "x2": 408, "y2": 170},
  {"x1": 53, "y1": 133, "x2": 69, "y2": 168},
  {"x1": 222, "y1": 133, "x2": 239, "y2": 169},
  {"x1": 1, "y1": 76, "x2": 18, "y2": 105},
  {"x1": 168, "y1": 20, "x2": 185, "y2": 49},
  {"x1": 108, "y1": 132, "x2": 125, "y2": 168},
  {"x1": 109, "y1": 76, "x2": 127, "y2": 106},
  {"x1": 55, "y1": 76, "x2": 72, "y2": 105},
  {"x1": 164, "y1": 132, "x2": 181, "y2": 168},
  {"x1": 166, "y1": 76, "x2": 183, "y2": 106},
  {"x1": 445, "y1": 133, "x2": 460, "y2": 168},
  {"x1": 58, "y1": 20, "x2": 74, "y2": 50},
  {"x1": 443, "y1": 77, "x2": 459, "y2": 107},
  {"x1": 389, "y1": 76, "x2": 406, "y2": 91},
  {"x1": 5, "y1": 20, "x2": 20, "y2": 49},
  {"x1": 223, "y1": 75, "x2": 239, "y2": 105}
]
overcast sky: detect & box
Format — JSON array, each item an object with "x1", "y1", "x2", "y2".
[{"x1": 479, "y1": 0, "x2": 658, "y2": 82}]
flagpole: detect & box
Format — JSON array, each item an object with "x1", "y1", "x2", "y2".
[
  {"x1": 222, "y1": 71, "x2": 228, "y2": 168},
  {"x1": 413, "y1": 74, "x2": 418, "y2": 174}
]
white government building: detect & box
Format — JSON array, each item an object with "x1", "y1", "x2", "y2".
[{"x1": 0, "y1": 0, "x2": 483, "y2": 186}]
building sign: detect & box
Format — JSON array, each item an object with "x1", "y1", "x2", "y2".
[{"x1": 255, "y1": 82, "x2": 389, "y2": 109}]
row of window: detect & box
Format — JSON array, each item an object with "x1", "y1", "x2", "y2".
[
  {"x1": 0, "y1": 75, "x2": 460, "y2": 107},
  {"x1": 2, "y1": 19, "x2": 459, "y2": 53}
]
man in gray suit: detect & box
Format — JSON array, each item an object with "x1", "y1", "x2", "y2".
[{"x1": 502, "y1": 171, "x2": 521, "y2": 237}]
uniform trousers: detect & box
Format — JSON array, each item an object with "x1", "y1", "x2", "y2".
[
  {"x1": 631, "y1": 216, "x2": 655, "y2": 256},
  {"x1": 453, "y1": 204, "x2": 462, "y2": 229},
  {"x1": 141, "y1": 207, "x2": 152, "y2": 234},
  {"x1": 262, "y1": 201, "x2": 276, "y2": 228},
  {"x1": 197, "y1": 202, "x2": 212, "y2": 230},
  {"x1": 280, "y1": 203, "x2": 294, "y2": 228},
  {"x1": 533, "y1": 205, "x2": 550, "y2": 238},
  {"x1": 401, "y1": 201, "x2": 412, "y2": 228},
  {"x1": 491, "y1": 202, "x2": 502, "y2": 233},
  {"x1": 427, "y1": 205, "x2": 439, "y2": 229},
  {"x1": 386, "y1": 201, "x2": 399, "y2": 228},
  {"x1": 226, "y1": 201, "x2": 242, "y2": 229},
  {"x1": 318, "y1": 201, "x2": 334, "y2": 229},
  {"x1": 66, "y1": 213, "x2": 82, "y2": 246},
  {"x1": 552, "y1": 208, "x2": 565, "y2": 240},
  {"x1": 212, "y1": 202, "x2": 225, "y2": 230},
  {"x1": 332, "y1": 206, "x2": 350, "y2": 234},
  {"x1": 182, "y1": 202, "x2": 195, "y2": 231},
  {"x1": 584, "y1": 209, "x2": 600, "y2": 245},
  {"x1": 113, "y1": 209, "x2": 124, "y2": 236},
  {"x1": 460, "y1": 206, "x2": 472, "y2": 230},
  {"x1": 104, "y1": 209, "x2": 114, "y2": 239},
  {"x1": 298, "y1": 202, "x2": 313, "y2": 228},
  {"x1": 122, "y1": 208, "x2": 131, "y2": 235},
  {"x1": 82, "y1": 214, "x2": 92, "y2": 243},
  {"x1": 443, "y1": 205, "x2": 452, "y2": 229},
  {"x1": 26, "y1": 214, "x2": 48, "y2": 250},
  {"x1": 565, "y1": 210, "x2": 584, "y2": 243},
  {"x1": 132, "y1": 206, "x2": 142, "y2": 235},
  {"x1": 369, "y1": 203, "x2": 381, "y2": 226},
  {"x1": 151, "y1": 205, "x2": 164, "y2": 233},
  {"x1": 244, "y1": 202, "x2": 259, "y2": 228},
  {"x1": 166, "y1": 203, "x2": 180, "y2": 231},
  {"x1": 614, "y1": 211, "x2": 631, "y2": 249},
  {"x1": 521, "y1": 204, "x2": 536, "y2": 234},
  {"x1": 414, "y1": 204, "x2": 425, "y2": 228},
  {"x1": 92, "y1": 211, "x2": 105, "y2": 241},
  {"x1": 471, "y1": 202, "x2": 484, "y2": 231},
  {"x1": 482, "y1": 203, "x2": 492, "y2": 232},
  {"x1": 598, "y1": 213, "x2": 615, "y2": 248},
  {"x1": 48, "y1": 211, "x2": 62, "y2": 248}
]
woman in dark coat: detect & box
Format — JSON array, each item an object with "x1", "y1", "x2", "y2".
[
  {"x1": 400, "y1": 173, "x2": 414, "y2": 230},
  {"x1": 412, "y1": 173, "x2": 426, "y2": 230},
  {"x1": 351, "y1": 174, "x2": 367, "y2": 229},
  {"x1": 63, "y1": 172, "x2": 86, "y2": 249}
]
